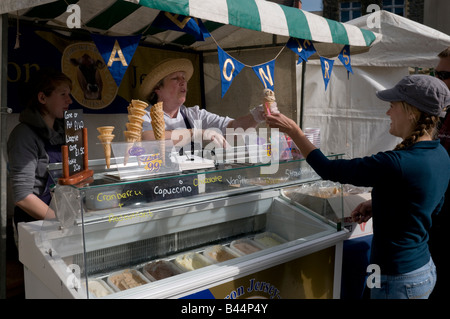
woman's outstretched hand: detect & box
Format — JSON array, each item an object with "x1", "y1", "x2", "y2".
[
  {"x1": 265, "y1": 112, "x2": 299, "y2": 136},
  {"x1": 351, "y1": 200, "x2": 373, "y2": 224}
]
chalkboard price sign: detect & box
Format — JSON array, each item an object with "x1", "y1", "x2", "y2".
[
  {"x1": 59, "y1": 109, "x2": 93, "y2": 185},
  {"x1": 64, "y1": 109, "x2": 85, "y2": 174}
]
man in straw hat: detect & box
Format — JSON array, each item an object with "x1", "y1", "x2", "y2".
[{"x1": 139, "y1": 58, "x2": 275, "y2": 150}]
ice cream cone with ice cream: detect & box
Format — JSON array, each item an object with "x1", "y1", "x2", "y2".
[
  {"x1": 150, "y1": 101, "x2": 165, "y2": 165},
  {"x1": 262, "y1": 89, "x2": 276, "y2": 115},
  {"x1": 97, "y1": 126, "x2": 115, "y2": 169}
]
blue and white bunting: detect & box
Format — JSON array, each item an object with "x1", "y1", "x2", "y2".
[
  {"x1": 338, "y1": 45, "x2": 353, "y2": 78},
  {"x1": 252, "y1": 60, "x2": 275, "y2": 91},
  {"x1": 91, "y1": 34, "x2": 141, "y2": 87},
  {"x1": 320, "y1": 57, "x2": 334, "y2": 91},
  {"x1": 287, "y1": 37, "x2": 316, "y2": 64},
  {"x1": 217, "y1": 46, "x2": 245, "y2": 97},
  {"x1": 152, "y1": 11, "x2": 211, "y2": 41}
]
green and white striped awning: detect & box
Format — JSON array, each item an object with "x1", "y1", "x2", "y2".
[{"x1": 3, "y1": 0, "x2": 378, "y2": 55}]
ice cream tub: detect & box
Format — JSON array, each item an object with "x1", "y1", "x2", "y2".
[
  {"x1": 107, "y1": 269, "x2": 151, "y2": 292},
  {"x1": 253, "y1": 232, "x2": 287, "y2": 248},
  {"x1": 230, "y1": 238, "x2": 265, "y2": 255},
  {"x1": 85, "y1": 279, "x2": 115, "y2": 298},
  {"x1": 142, "y1": 260, "x2": 184, "y2": 281},
  {"x1": 174, "y1": 252, "x2": 213, "y2": 272},
  {"x1": 203, "y1": 245, "x2": 241, "y2": 263}
]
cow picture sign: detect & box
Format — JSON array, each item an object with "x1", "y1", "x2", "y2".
[{"x1": 62, "y1": 42, "x2": 117, "y2": 110}]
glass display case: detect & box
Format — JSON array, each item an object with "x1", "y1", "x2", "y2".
[{"x1": 18, "y1": 144, "x2": 349, "y2": 299}]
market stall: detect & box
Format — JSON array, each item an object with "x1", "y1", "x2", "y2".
[
  {"x1": 0, "y1": 0, "x2": 378, "y2": 299},
  {"x1": 19, "y1": 153, "x2": 350, "y2": 299}
]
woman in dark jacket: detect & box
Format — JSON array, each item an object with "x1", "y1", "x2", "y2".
[{"x1": 265, "y1": 75, "x2": 450, "y2": 299}]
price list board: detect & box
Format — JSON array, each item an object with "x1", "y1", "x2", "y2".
[
  {"x1": 59, "y1": 109, "x2": 93, "y2": 185},
  {"x1": 64, "y1": 109, "x2": 85, "y2": 174}
]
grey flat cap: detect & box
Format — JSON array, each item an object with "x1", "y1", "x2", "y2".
[{"x1": 376, "y1": 75, "x2": 450, "y2": 116}]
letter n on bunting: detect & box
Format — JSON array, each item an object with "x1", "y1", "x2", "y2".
[
  {"x1": 218, "y1": 46, "x2": 245, "y2": 97},
  {"x1": 252, "y1": 60, "x2": 275, "y2": 91},
  {"x1": 91, "y1": 34, "x2": 141, "y2": 87}
]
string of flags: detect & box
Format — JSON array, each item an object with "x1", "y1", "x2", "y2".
[
  {"x1": 91, "y1": 33, "x2": 141, "y2": 87},
  {"x1": 89, "y1": 11, "x2": 354, "y2": 95}
]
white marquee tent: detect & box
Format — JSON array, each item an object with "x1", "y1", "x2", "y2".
[{"x1": 299, "y1": 10, "x2": 450, "y2": 159}]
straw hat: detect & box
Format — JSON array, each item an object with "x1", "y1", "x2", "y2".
[{"x1": 139, "y1": 58, "x2": 194, "y2": 100}]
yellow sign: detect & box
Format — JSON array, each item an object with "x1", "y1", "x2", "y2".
[{"x1": 138, "y1": 154, "x2": 163, "y2": 172}]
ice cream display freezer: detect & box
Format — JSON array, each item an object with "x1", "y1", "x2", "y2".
[{"x1": 18, "y1": 157, "x2": 349, "y2": 299}]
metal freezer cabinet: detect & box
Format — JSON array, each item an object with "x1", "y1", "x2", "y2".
[{"x1": 18, "y1": 158, "x2": 348, "y2": 299}]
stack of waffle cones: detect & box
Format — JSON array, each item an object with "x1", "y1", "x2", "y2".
[
  {"x1": 150, "y1": 101, "x2": 165, "y2": 165},
  {"x1": 97, "y1": 126, "x2": 115, "y2": 169},
  {"x1": 125, "y1": 99, "x2": 148, "y2": 141},
  {"x1": 124, "y1": 99, "x2": 148, "y2": 165}
]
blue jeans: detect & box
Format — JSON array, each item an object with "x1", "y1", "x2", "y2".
[{"x1": 370, "y1": 258, "x2": 437, "y2": 299}]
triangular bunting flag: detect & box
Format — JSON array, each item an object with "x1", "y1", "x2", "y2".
[
  {"x1": 252, "y1": 60, "x2": 275, "y2": 91},
  {"x1": 287, "y1": 37, "x2": 316, "y2": 64},
  {"x1": 91, "y1": 34, "x2": 141, "y2": 87},
  {"x1": 218, "y1": 46, "x2": 245, "y2": 97},
  {"x1": 338, "y1": 45, "x2": 353, "y2": 78},
  {"x1": 152, "y1": 11, "x2": 211, "y2": 41},
  {"x1": 320, "y1": 57, "x2": 334, "y2": 91}
]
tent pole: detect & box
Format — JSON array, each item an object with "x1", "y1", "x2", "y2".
[
  {"x1": 299, "y1": 61, "x2": 306, "y2": 128},
  {"x1": 0, "y1": 13, "x2": 8, "y2": 300}
]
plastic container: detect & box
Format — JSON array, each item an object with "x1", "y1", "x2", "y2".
[
  {"x1": 174, "y1": 252, "x2": 213, "y2": 271},
  {"x1": 253, "y1": 232, "x2": 287, "y2": 248},
  {"x1": 86, "y1": 279, "x2": 115, "y2": 298},
  {"x1": 230, "y1": 238, "x2": 265, "y2": 255},
  {"x1": 107, "y1": 269, "x2": 151, "y2": 292},
  {"x1": 203, "y1": 245, "x2": 241, "y2": 263},
  {"x1": 142, "y1": 260, "x2": 183, "y2": 281}
]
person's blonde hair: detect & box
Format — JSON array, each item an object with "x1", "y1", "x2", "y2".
[{"x1": 394, "y1": 102, "x2": 439, "y2": 150}]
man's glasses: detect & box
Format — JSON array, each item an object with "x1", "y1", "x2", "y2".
[{"x1": 435, "y1": 70, "x2": 450, "y2": 80}]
